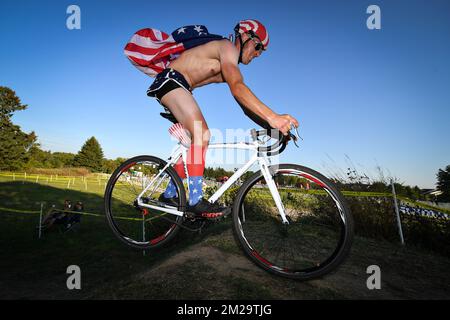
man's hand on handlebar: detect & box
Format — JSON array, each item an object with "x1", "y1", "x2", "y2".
[{"x1": 269, "y1": 114, "x2": 299, "y2": 135}]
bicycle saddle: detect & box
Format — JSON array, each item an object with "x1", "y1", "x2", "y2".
[{"x1": 160, "y1": 111, "x2": 178, "y2": 124}]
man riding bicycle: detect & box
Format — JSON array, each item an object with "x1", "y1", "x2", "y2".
[{"x1": 125, "y1": 19, "x2": 299, "y2": 218}]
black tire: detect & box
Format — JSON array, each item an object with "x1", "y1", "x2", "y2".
[
  {"x1": 104, "y1": 155, "x2": 186, "y2": 249},
  {"x1": 232, "y1": 164, "x2": 354, "y2": 280}
]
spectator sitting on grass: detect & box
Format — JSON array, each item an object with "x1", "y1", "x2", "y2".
[
  {"x1": 65, "y1": 201, "x2": 83, "y2": 229},
  {"x1": 40, "y1": 200, "x2": 72, "y2": 230}
]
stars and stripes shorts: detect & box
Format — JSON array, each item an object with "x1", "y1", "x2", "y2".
[{"x1": 147, "y1": 68, "x2": 192, "y2": 104}]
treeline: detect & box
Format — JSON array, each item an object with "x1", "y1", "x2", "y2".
[
  {"x1": 24, "y1": 138, "x2": 126, "y2": 174},
  {"x1": 335, "y1": 181, "x2": 425, "y2": 201},
  {"x1": 0, "y1": 86, "x2": 123, "y2": 174},
  {"x1": 204, "y1": 167, "x2": 256, "y2": 182},
  {"x1": 2, "y1": 134, "x2": 126, "y2": 174}
]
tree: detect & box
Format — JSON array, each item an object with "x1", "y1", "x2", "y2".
[
  {"x1": 102, "y1": 157, "x2": 126, "y2": 174},
  {"x1": 73, "y1": 137, "x2": 104, "y2": 172},
  {"x1": 436, "y1": 165, "x2": 450, "y2": 202},
  {"x1": 52, "y1": 152, "x2": 76, "y2": 168},
  {"x1": 26, "y1": 145, "x2": 53, "y2": 168},
  {"x1": 0, "y1": 86, "x2": 27, "y2": 117},
  {"x1": 241, "y1": 170, "x2": 255, "y2": 182},
  {"x1": 0, "y1": 87, "x2": 38, "y2": 171}
]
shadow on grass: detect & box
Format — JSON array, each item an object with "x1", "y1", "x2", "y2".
[
  {"x1": 4, "y1": 182, "x2": 449, "y2": 299},
  {"x1": 0, "y1": 181, "x2": 230, "y2": 299}
]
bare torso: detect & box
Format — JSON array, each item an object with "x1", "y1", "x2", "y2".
[
  {"x1": 168, "y1": 39, "x2": 231, "y2": 89},
  {"x1": 160, "y1": 34, "x2": 299, "y2": 136}
]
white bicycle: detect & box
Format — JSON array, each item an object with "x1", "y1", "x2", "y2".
[{"x1": 104, "y1": 122, "x2": 354, "y2": 280}]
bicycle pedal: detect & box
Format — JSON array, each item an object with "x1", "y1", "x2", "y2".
[
  {"x1": 208, "y1": 208, "x2": 232, "y2": 222},
  {"x1": 184, "y1": 211, "x2": 201, "y2": 220}
]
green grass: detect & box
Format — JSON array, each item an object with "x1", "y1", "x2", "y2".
[
  {"x1": 0, "y1": 180, "x2": 206, "y2": 299},
  {"x1": 0, "y1": 178, "x2": 236, "y2": 299},
  {"x1": 1, "y1": 178, "x2": 450, "y2": 299},
  {"x1": 204, "y1": 226, "x2": 241, "y2": 255}
]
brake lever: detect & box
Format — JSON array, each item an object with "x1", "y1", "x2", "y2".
[
  {"x1": 294, "y1": 125, "x2": 303, "y2": 141},
  {"x1": 289, "y1": 132, "x2": 299, "y2": 148},
  {"x1": 289, "y1": 124, "x2": 303, "y2": 148}
]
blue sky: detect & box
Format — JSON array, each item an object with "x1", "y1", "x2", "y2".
[{"x1": 1, "y1": 0, "x2": 449, "y2": 188}]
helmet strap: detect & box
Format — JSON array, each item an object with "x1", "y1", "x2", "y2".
[
  {"x1": 234, "y1": 24, "x2": 258, "y2": 64},
  {"x1": 236, "y1": 33, "x2": 253, "y2": 64}
]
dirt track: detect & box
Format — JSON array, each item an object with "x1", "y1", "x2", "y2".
[{"x1": 89, "y1": 228, "x2": 450, "y2": 300}]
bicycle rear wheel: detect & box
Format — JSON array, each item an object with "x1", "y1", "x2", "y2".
[
  {"x1": 104, "y1": 155, "x2": 186, "y2": 249},
  {"x1": 232, "y1": 164, "x2": 353, "y2": 280}
]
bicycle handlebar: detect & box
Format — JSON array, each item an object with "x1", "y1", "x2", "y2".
[{"x1": 251, "y1": 128, "x2": 291, "y2": 156}]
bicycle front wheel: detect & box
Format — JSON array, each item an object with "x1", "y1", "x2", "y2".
[
  {"x1": 232, "y1": 164, "x2": 353, "y2": 280},
  {"x1": 104, "y1": 155, "x2": 186, "y2": 250}
]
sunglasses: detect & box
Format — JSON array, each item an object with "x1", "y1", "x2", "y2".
[
  {"x1": 249, "y1": 35, "x2": 265, "y2": 52},
  {"x1": 254, "y1": 41, "x2": 265, "y2": 52}
]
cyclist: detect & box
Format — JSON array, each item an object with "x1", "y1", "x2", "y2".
[{"x1": 130, "y1": 20, "x2": 299, "y2": 218}]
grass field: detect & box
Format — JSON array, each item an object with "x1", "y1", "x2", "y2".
[{"x1": 1, "y1": 175, "x2": 449, "y2": 299}]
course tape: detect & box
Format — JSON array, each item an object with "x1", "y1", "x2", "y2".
[
  {"x1": 0, "y1": 173, "x2": 108, "y2": 184},
  {"x1": 342, "y1": 191, "x2": 392, "y2": 197},
  {"x1": 0, "y1": 206, "x2": 41, "y2": 214},
  {"x1": 0, "y1": 206, "x2": 163, "y2": 222},
  {"x1": 0, "y1": 174, "x2": 150, "y2": 189},
  {"x1": 52, "y1": 209, "x2": 146, "y2": 222}
]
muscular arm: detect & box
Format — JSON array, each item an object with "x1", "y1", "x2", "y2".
[{"x1": 219, "y1": 41, "x2": 277, "y2": 125}]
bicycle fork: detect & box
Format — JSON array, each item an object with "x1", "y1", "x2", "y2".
[{"x1": 258, "y1": 157, "x2": 290, "y2": 225}]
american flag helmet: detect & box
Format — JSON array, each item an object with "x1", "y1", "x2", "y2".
[{"x1": 234, "y1": 19, "x2": 269, "y2": 50}]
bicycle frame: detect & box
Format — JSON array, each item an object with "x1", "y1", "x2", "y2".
[{"x1": 135, "y1": 139, "x2": 290, "y2": 224}]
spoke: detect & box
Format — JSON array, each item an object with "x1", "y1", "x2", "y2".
[
  {"x1": 271, "y1": 237, "x2": 284, "y2": 266},
  {"x1": 239, "y1": 169, "x2": 348, "y2": 275},
  {"x1": 126, "y1": 172, "x2": 142, "y2": 198},
  {"x1": 282, "y1": 239, "x2": 288, "y2": 267},
  {"x1": 147, "y1": 172, "x2": 167, "y2": 198},
  {"x1": 107, "y1": 158, "x2": 181, "y2": 248},
  {"x1": 286, "y1": 237, "x2": 300, "y2": 269}
]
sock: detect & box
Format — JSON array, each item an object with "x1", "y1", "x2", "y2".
[
  {"x1": 164, "y1": 144, "x2": 207, "y2": 204},
  {"x1": 187, "y1": 144, "x2": 207, "y2": 206},
  {"x1": 188, "y1": 176, "x2": 204, "y2": 206},
  {"x1": 163, "y1": 180, "x2": 178, "y2": 198},
  {"x1": 163, "y1": 158, "x2": 186, "y2": 199}
]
